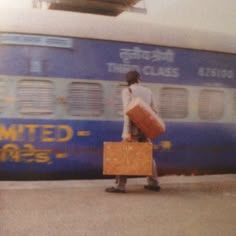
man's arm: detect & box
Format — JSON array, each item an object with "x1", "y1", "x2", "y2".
[
  {"x1": 150, "y1": 91, "x2": 158, "y2": 114},
  {"x1": 121, "y1": 88, "x2": 132, "y2": 141}
]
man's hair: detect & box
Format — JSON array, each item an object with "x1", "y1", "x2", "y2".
[{"x1": 126, "y1": 71, "x2": 140, "y2": 86}]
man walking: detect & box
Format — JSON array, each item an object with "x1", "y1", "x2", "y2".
[{"x1": 105, "y1": 71, "x2": 161, "y2": 193}]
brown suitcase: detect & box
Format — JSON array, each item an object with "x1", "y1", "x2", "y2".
[
  {"x1": 103, "y1": 142, "x2": 152, "y2": 176},
  {"x1": 125, "y1": 97, "x2": 165, "y2": 139}
]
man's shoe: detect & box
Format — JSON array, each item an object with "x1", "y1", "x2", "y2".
[
  {"x1": 105, "y1": 187, "x2": 126, "y2": 193},
  {"x1": 144, "y1": 185, "x2": 161, "y2": 192}
]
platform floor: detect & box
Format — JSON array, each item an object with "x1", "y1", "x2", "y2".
[{"x1": 0, "y1": 174, "x2": 236, "y2": 236}]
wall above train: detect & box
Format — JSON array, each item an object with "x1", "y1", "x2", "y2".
[{"x1": 0, "y1": 9, "x2": 236, "y2": 55}]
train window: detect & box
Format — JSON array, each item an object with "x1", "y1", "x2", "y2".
[
  {"x1": 0, "y1": 80, "x2": 5, "y2": 113},
  {"x1": 68, "y1": 82, "x2": 103, "y2": 117},
  {"x1": 159, "y1": 87, "x2": 188, "y2": 118},
  {"x1": 198, "y1": 89, "x2": 224, "y2": 120},
  {"x1": 16, "y1": 80, "x2": 54, "y2": 115},
  {"x1": 115, "y1": 84, "x2": 127, "y2": 116}
]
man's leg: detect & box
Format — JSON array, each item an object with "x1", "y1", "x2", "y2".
[
  {"x1": 116, "y1": 175, "x2": 127, "y2": 190},
  {"x1": 145, "y1": 159, "x2": 161, "y2": 191},
  {"x1": 105, "y1": 176, "x2": 127, "y2": 193}
]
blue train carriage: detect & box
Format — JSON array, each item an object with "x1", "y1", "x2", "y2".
[{"x1": 0, "y1": 9, "x2": 236, "y2": 180}]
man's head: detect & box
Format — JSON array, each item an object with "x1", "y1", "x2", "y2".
[{"x1": 126, "y1": 71, "x2": 140, "y2": 86}]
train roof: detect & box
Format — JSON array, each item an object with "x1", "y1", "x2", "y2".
[{"x1": 0, "y1": 9, "x2": 236, "y2": 54}]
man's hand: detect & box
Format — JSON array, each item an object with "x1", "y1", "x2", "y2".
[{"x1": 123, "y1": 133, "x2": 132, "y2": 142}]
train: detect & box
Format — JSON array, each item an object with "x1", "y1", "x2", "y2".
[{"x1": 0, "y1": 9, "x2": 236, "y2": 180}]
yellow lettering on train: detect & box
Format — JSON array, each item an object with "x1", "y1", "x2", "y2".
[
  {"x1": 35, "y1": 152, "x2": 51, "y2": 163},
  {"x1": 57, "y1": 125, "x2": 73, "y2": 142},
  {"x1": 21, "y1": 144, "x2": 51, "y2": 163},
  {"x1": 1, "y1": 144, "x2": 20, "y2": 162},
  {"x1": 0, "y1": 143, "x2": 52, "y2": 163},
  {"x1": 17, "y1": 124, "x2": 25, "y2": 141},
  {"x1": 160, "y1": 141, "x2": 172, "y2": 150},
  {"x1": 21, "y1": 144, "x2": 36, "y2": 163},
  {"x1": 40, "y1": 124, "x2": 73, "y2": 142},
  {"x1": 41, "y1": 125, "x2": 55, "y2": 142},
  {"x1": 0, "y1": 124, "x2": 18, "y2": 141},
  {"x1": 0, "y1": 123, "x2": 74, "y2": 142},
  {"x1": 25, "y1": 124, "x2": 39, "y2": 142}
]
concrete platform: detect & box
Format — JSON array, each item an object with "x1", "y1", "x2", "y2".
[{"x1": 0, "y1": 174, "x2": 236, "y2": 236}]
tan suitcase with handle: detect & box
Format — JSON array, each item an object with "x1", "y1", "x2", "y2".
[
  {"x1": 125, "y1": 97, "x2": 165, "y2": 140},
  {"x1": 103, "y1": 142, "x2": 152, "y2": 176}
]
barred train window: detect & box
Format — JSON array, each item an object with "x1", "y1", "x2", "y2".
[
  {"x1": 17, "y1": 80, "x2": 54, "y2": 115},
  {"x1": 159, "y1": 87, "x2": 188, "y2": 118},
  {"x1": 115, "y1": 84, "x2": 127, "y2": 116},
  {"x1": 68, "y1": 82, "x2": 103, "y2": 117},
  {"x1": 0, "y1": 80, "x2": 6, "y2": 113},
  {"x1": 199, "y1": 89, "x2": 224, "y2": 120}
]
